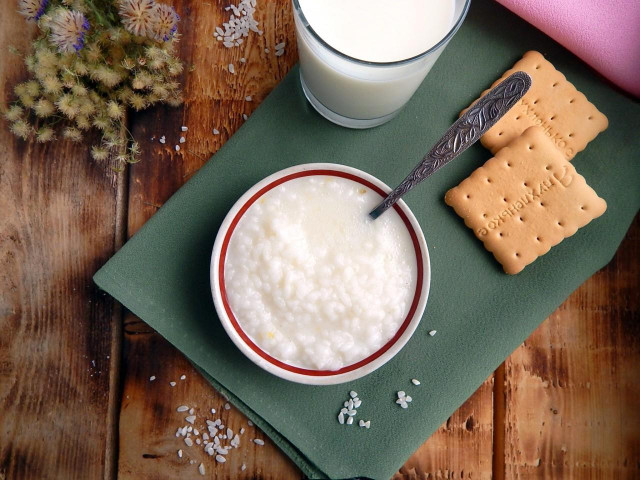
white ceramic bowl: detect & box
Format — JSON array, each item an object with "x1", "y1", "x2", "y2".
[{"x1": 210, "y1": 163, "x2": 431, "y2": 385}]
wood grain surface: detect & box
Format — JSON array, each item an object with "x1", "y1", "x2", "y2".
[
  {"x1": 503, "y1": 223, "x2": 640, "y2": 480},
  {"x1": 0, "y1": 0, "x2": 638, "y2": 479},
  {"x1": 0, "y1": 10, "x2": 123, "y2": 480}
]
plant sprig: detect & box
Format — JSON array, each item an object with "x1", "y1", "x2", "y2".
[{"x1": 6, "y1": 0, "x2": 184, "y2": 164}]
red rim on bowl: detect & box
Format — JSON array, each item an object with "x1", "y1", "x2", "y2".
[{"x1": 212, "y1": 164, "x2": 429, "y2": 383}]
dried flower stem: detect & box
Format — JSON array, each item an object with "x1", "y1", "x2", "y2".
[{"x1": 5, "y1": 0, "x2": 185, "y2": 164}]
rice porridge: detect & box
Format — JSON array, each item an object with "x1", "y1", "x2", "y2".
[{"x1": 224, "y1": 175, "x2": 418, "y2": 371}]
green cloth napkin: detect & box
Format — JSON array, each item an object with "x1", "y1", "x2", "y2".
[{"x1": 94, "y1": 2, "x2": 640, "y2": 478}]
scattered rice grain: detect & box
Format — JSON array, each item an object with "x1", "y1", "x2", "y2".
[
  {"x1": 346, "y1": 416, "x2": 354, "y2": 425},
  {"x1": 253, "y1": 439, "x2": 264, "y2": 445},
  {"x1": 199, "y1": 463, "x2": 205, "y2": 475},
  {"x1": 149, "y1": 376, "x2": 156, "y2": 381},
  {"x1": 428, "y1": 330, "x2": 437, "y2": 336},
  {"x1": 215, "y1": 454, "x2": 226, "y2": 463},
  {"x1": 177, "y1": 405, "x2": 189, "y2": 412},
  {"x1": 411, "y1": 378, "x2": 421, "y2": 385},
  {"x1": 184, "y1": 437, "x2": 193, "y2": 447}
]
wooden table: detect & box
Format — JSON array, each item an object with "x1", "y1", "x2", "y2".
[{"x1": 1, "y1": 1, "x2": 638, "y2": 479}]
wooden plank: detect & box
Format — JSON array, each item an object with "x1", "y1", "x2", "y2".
[
  {"x1": 503, "y1": 217, "x2": 640, "y2": 479},
  {"x1": 118, "y1": 1, "x2": 302, "y2": 478},
  {"x1": 0, "y1": 10, "x2": 123, "y2": 480},
  {"x1": 393, "y1": 377, "x2": 494, "y2": 480}
]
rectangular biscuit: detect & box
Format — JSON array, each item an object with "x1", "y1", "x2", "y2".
[
  {"x1": 445, "y1": 126, "x2": 607, "y2": 274},
  {"x1": 462, "y1": 51, "x2": 608, "y2": 160}
]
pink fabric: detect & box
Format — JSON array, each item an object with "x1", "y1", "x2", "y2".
[{"x1": 495, "y1": 0, "x2": 640, "y2": 98}]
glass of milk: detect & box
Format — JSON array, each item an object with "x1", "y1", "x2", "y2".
[{"x1": 292, "y1": 0, "x2": 471, "y2": 128}]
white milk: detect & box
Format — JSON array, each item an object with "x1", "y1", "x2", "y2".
[
  {"x1": 224, "y1": 176, "x2": 418, "y2": 371},
  {"x1": 293, "y1": 0, "x2": 460, "y2": 125},
  {"x1": 298, "y1": 0, "x2": 454, "y2": 63}
]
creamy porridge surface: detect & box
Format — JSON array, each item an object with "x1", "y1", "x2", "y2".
[{"x1": 224, "y1": 175, "x2": 417, "y2": 370}]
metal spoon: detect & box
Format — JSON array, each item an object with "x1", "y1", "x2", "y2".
[{"x1": 369, "y1": 71, "x2": 532, "y2": 219}]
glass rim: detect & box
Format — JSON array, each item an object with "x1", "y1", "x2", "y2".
[{"x1": 292, "y1": 0, "x2": 472, "y2": 67}]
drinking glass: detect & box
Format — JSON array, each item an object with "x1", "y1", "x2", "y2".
[{"x1": 292, "y1": 0, "x2": 471, "y2": 128}]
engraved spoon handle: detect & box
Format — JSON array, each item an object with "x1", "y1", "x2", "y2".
[{"x1": 369, "y1": 71, "x2": 532, "y2": 219}]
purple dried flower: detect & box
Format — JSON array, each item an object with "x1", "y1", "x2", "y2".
[
  {"x1": 151, "y1": 3, "x2": 180, "y2": 42},
  {"x1": 18, "y1": 0, "x2": 49, "y2": 21},
  {"x1": 49, "y1": 9, "x2": 90, "y2": 53},
  {"x1": 118, "y1": 0, "x2": 157, "y2": 38}
]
